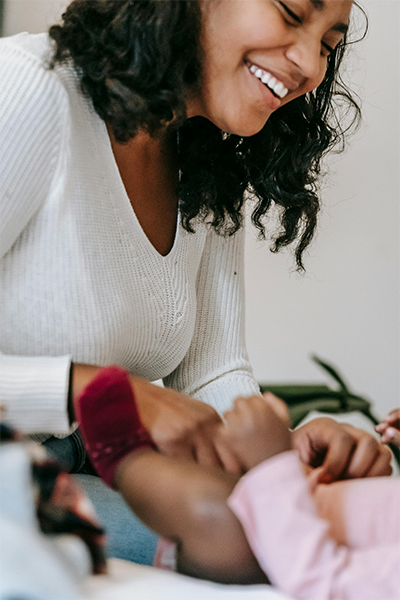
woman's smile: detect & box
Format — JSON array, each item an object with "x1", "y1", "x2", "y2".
[
  {"x1": 247, "y1": 63, "x2": 289, "y2": 100},
  {"x1": 245, "y1": 61, "x2": 283, "y2": 112}
]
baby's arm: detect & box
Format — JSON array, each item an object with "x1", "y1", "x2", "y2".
[
  {"x1": 114, "y1": 449, "x2": 266, "y2": 584},
  {"x1": 220, "y1": 396, "x2": 400, "y2": 600},
  {"x1": 375, "y1": 408, "x2": 400, "y2": 447}
]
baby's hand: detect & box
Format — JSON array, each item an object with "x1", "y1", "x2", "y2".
[
  {"x1": 375, "y1": 409, "x2": 400, "y2": 448},
  {"x1": 218, "y1": 394, "x2": 292, "y2": 472}
]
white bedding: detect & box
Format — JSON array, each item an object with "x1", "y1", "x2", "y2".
[
  {"x1": 84, "y1": 559, "x2": 293, "y2": 600},
  {"x1": 0, "y1": 509, "x2": 293, "y2": 600}
]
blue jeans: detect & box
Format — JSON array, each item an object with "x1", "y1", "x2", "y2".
[{"x1": 42, "y1": 432, "x2": 159, "y2": 564}]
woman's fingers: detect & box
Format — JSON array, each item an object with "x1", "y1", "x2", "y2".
[
  {"x1": 132, "y1": 375, "x2": 226, "y2": 467},
  {"x1": 374, "y1": 422, "x2": 386, "y2": 433},
  {"x1": 321, "y1": 425, "x2": 393, "y2": 481},
  {"x1": 365, "y1": 445, "x2": 393, "y2": 477},
  {"x1": 194, "y1": 434, "x2": 225, "y2": 470},
  {"x1": 293, "y1": 418, "x2": 393, "y2": 483},
  {"x1": 341, "y1": 432, "x2": 382, "y2": 478},
  {"x1": 318, "y1": 428, "x2": 356, "y2": 482},
  {"x1": 375, "y1": 408, "x2": 400, "y2": 432},
  {"x1": 213, "y1": 435, "x2": 243, "y2": 474},
  {"x1": 384, "y1": 409, "x2": 400, "y2": 428},
  {"x1": 375, "y1": 409, "x2": 400, "y2": 448},
  {"x1": 381, "y1": 427, "x2": 400, "y2": 448},
  {"x1": 293, "y1": 418, "x2": 354, "y2": 481}
]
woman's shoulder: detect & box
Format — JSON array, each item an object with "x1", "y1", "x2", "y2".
[
  {"x1": 0, "y1": 32, "x2": 76, "y2": 108},
  {"x1": 0, "y1": 34, "x2": 71, "y2": 258},
  {"x1": 0, "y1": 32, "x2": 66, "y2": 100},
  {"x1": 0, "y1": 32, "x2": 55, "y2": 72}
]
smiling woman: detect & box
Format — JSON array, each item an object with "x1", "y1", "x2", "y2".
[
  {"x1": 48, "y1": 0, "x2": 360, "y2": 270},
  {"x1": 2, "y1": 0, "x2": 389, "y2": 574}
]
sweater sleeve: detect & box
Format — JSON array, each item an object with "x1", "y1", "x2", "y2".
[
  {"x1": 163, "y1": 227, "x2": 260, "y2": 415},
  {"x1": 0, "y1": 36, "x2": 72, "y2": 435},
  {"x1": 0, "y1": 36, "x2": 66, "y2": 257},
  {"x1": 228, "y1": 452, "x2": 400, "y2": 600}
]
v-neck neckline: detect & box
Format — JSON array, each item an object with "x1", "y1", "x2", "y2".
[{"x1": 101, "y1": 121, "x2": 182, "y2": 260}]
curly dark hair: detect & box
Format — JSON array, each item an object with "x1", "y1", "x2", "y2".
[{"x1": 49, "y1": 0, "x2": 363, "y2": 271}]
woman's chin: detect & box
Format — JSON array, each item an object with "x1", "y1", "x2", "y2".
[
  {"x1": 188, "y1": 105, "x2": 271, "y2": 137},
  {"x1": 218, "y1": 115, "x2": 271, "y2": 137}
]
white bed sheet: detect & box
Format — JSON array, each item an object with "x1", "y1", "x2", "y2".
[{"x1": 84, "y1": 558, "x2": 293, "y2": 600}]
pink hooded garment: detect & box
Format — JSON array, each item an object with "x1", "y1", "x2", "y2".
[{"x1": 228, "y1": 451, "x2": 400, "y2": 600}]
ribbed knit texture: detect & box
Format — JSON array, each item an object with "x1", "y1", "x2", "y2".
[{"x1": 0, "y1": 33, "x2": 260, "y2": 435}]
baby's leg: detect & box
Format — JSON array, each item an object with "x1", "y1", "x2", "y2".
[
  {"x1": 114, "y1": 449, "x2": 267, "y2": 584},
  {"x1": 313, "y1": 476, "x2": 400, "y2": 549}
]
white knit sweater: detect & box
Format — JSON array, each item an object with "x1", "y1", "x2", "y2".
[{"x1": 0, "y1": 33, "x2": 260, "y2": 436}]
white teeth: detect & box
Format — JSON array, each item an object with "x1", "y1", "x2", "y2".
[
  {"x1": 271, "y1": 81, "x2": 288, "y2": 98},
  {"x1": 274, "y1": 82, "x2": 285, "y2": 96},
  {"x1": 261, "y1": 72, "x2": 271, "y2": 85},
  {"x1": 248, "y1": 63, "x2": 289, "y2": 99}
]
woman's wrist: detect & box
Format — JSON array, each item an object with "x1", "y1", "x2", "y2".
[
  {"x1": 68, "y1": 363, "x2": 102, "y2": 424},
  {"x1": 67, "y1": 361, "x2": 75, "y2": 425}
]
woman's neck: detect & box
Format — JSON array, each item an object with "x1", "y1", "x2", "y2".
[{"x1": 107, "y1": 126, "x2": 180, "y2": 256}]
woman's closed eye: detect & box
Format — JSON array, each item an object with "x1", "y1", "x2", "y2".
[
  {"x1": 321, "y1": 41, "x2": 335, "y2": 56},
  {"x1": 321, "y1": 35, "x2": 345, "y2": 57},
  {"x1": 278, "y1": 1, "x2": 303, "y2": 25}
]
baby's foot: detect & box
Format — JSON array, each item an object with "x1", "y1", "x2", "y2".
[{"x1": 76, "y1": 366, "x2": 155, "y2": 488}]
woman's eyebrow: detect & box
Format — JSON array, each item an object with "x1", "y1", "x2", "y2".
[
  {"x1": 333, "y1": 22, "x2": 349, "y2": 34},
  {"x1": 309, "y1": 0, "x2": 349, "y2": 34},
  {"x1": 309, "y1": 0, "x2": 324, "y2": 9}
]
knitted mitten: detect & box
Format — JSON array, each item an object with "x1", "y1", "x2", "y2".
[{"x1": 76, "y1": 366, "x2": 155, "y2": 489}]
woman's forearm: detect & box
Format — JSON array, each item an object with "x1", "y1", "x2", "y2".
[
  {"x1": 71, "y1": 365, "x2": 232, "y2": 470},
  {"x1": 69, "y1": 362, "x2": 102, "y2": 422}
]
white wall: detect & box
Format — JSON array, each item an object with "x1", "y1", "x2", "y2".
[
  {"x1": 3, "y1": 0, "x2": 67, "y2": 36},
  {"x1": 3, "y1": 0, "x2": 399, "y2": 417}
]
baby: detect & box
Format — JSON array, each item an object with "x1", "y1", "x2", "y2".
[
  {"x1": 76, "y1": 367, "x2": 400, "y2": 599},
  {"x1": 223, "y1": 396, "x2": 400, "y2": 599}
]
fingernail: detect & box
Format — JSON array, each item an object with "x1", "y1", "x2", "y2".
[
  {"x1": 319, "y1": 472, "x2": 332, "y2": 484},
  {"x1": 385, "y1": 427, "x2": 396, "y2": 440}
]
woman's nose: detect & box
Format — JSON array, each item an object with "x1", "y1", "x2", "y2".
[{"x1": 285, "y1": 34, "x2": 322, "y2": 81}]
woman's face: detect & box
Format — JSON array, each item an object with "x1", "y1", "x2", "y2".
[{"x1": 187, "y1": 0, "x2": 353, "y2": 136}]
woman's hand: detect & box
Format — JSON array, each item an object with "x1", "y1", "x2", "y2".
[
  {"x1": 292, "y1": 417, "x2": 393, "y2": 483},
  {"x1": 72, "y1": 364, "x2": 234, "y2": 471},
  {"x1": 130, "y1": 376, "x2": 229, "y2": 470},
  {"x1": 217, "y1": 394, "x2": 292, "y2": 472},
  {"x1": 375, "y1": 409, "x2": 400, "y2": 447}
]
